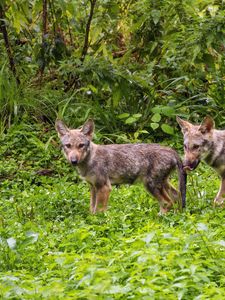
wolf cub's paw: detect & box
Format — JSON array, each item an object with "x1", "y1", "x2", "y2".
[{"x1": 213, "y1": 198, "x2": 224, "y2": 207}]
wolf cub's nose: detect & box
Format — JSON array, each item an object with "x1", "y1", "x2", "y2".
[{"x1": 71, "y1": 158, "x2": 78, "y2": 166}]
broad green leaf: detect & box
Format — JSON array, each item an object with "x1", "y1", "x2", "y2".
[
  {"x1": 151, "y1": 113, "x2": 161, "y2": 122},
  {"x1": 161, "y1": 124, "x2": 174, "y2": 135},
  {"x1": 138, "y1": 130, "x2": 149, "y2": 134},
  {"x1": 151, "y1": 122, "x2": 159, "y2": 130},
  {"x1": 117, "y1": 113, "x2": 130, "y2": 119},
  {"x1": 133, "y1": 113, "x2": 142, "y2": 118},
  {"x1": 151, "y1": 106, "x2": 161, "y2": 114},
  {"x1": 125, "y1": 117, "x2": 137, "y2": 124},
  {"x1": 161, "y1": 106, "x2": 175, "y2": 117},
  {"x1": 151, "y1": 9, "x2": 161, "y2": 25}
]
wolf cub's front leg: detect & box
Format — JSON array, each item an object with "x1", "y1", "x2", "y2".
[
  {"x1": 90, "y1": 186, "x2": 97, "y2": 213},
  {"x1": 91, "y1": 183, "x2": 112, "y2": 214}
]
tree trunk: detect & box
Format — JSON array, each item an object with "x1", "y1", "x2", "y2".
[
  {"x1": 64, "y1": 0, "x2": 97, "y2": 92},
  {"x1": 39, "y1": 0, "x2": 48, "y2": 78},
  {"x1": 0, "y1": 4, "x2": 20, "y2": 84},
  {"x1": 81, "y1": 0, "x2": 97, "y2": 61}
]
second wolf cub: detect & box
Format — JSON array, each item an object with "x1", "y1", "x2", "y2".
[{"x1": 177, "y1": 115, "x2": 225, "y2": 206}]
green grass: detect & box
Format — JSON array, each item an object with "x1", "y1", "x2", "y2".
[{"x1": 0, "y1": 122, "x2": 225, "y2": 299}]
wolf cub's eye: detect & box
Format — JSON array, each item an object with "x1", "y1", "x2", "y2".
[
  {"x1": 192, "y1": 144, "x2": 200, "y2": 150},
  {"x1": 65, "y1": 143, "x2": 71, "y2": 148},
  {"x1": 78, "y1": 143, "x2": 85, "y2": 148}
]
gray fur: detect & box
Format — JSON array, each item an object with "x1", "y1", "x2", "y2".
[
  {"x1": 177, "y1": 115, "x2": 225, "y2": 205},
  {"x1": 56, "y1": 119, "x2": 186, "y2": 214}
]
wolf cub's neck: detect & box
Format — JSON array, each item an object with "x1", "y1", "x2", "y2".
[{"x1": 77, "y1": 142, "x2": 96, "y2": 173}]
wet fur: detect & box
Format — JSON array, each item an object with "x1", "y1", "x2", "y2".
[{"x1": 56, "y1": 119, "x2": 186, "y2": 214}]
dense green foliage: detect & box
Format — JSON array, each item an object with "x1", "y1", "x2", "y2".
[
  {"x1": 0, "y1": 0, "x2": 225, "y2": 136},
  {"x1": 0, "y1": 123, "x2": 225, "y2": 299}
]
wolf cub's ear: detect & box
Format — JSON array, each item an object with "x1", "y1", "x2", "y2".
[
  {"x1": 81, "y1": 119, "x2": 95, "y2": 139},
  {"x1": 55, "y1": 119, "x2": 69, "y2": 137},
  {"x1": 176, "y1": 116, "x2": 192, "y2": 133},
  {"x1": 199, "y1": 116, "x2": 214, "y2": 134}
]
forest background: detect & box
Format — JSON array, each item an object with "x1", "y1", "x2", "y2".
[{"x1": 1, "y1": 0, "x2": 225, "y2": 136}]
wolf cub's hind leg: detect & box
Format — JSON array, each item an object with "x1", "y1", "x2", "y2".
[
  {"x1": 145, "y1": 181, "x2": 174, "y2": 214},
  {"x1": 164, "y1": 180, "x2": 179, "y2": 202},
  {"x1": 213, "y1": 178, "x2": 225, "y2": 207}
]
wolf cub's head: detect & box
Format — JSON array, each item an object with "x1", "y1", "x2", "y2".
[
  {"x1": 177, "y1": 116, "x2": 214, "y2": 171},
  {"x1": 55, "y1": 119, "x2": 94, "y2": 166}
]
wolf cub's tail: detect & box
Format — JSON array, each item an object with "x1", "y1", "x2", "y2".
[{"x1": 177, "y1": 159, "x2": 187, "y2": 209}]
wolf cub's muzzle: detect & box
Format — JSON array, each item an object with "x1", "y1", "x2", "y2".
[
  {"x1": 183, "y1": 159, "x2": 200, "y2": 171},
  {"x1": 70, "y1": 158, "x2": 78, "y2": 166}
]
